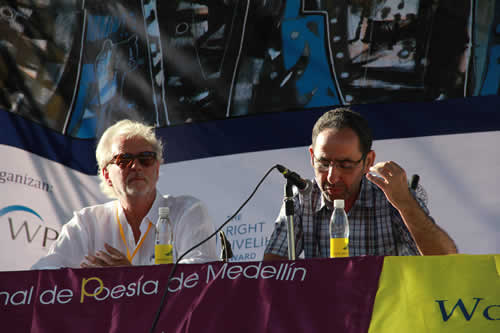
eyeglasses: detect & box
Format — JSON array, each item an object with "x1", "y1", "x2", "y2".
[
  {"x1": 108, "y1": 151, "x2": 157, "y2": 169},
  {"x1": 312, "y1": 154, "x2": 365, "y2": 172}
]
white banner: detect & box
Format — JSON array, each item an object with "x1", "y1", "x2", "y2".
[
  {"x1": 2, "y1": 130, "x2": 499, "y2": 271},
  {"x1": 0, "y1": 145, "x2": 107, "y2": 271}
]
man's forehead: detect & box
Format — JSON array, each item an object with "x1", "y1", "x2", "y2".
[
  {"x1": 314, "y1": 128, "x2": 362, "y2": 154},
  {"x1": 110, "y1": 135, "x2": 152, "y2": 153}
]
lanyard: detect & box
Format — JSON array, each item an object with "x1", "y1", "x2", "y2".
[{"x1": 115, "y1": 203, "x2": 152, "y2": 262}]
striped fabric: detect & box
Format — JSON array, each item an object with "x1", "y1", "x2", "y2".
[{"x1": 265, "y1": 178, "x2": 423, "y2": 258}]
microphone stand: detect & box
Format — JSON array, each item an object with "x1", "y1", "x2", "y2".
[{"x1": 284, "y1": 180, "x2": 296, "y2": 260}]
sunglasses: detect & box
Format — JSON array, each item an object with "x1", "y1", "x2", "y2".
[{"x1": 108, "y1": 151, "x2": 157, "y2": 169}]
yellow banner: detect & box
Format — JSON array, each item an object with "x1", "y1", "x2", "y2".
[{"x1": 369, "y1": 255, "x2": 500, "y2": 333}]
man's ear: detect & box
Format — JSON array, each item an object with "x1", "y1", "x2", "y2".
[
  {"x1": 364, "y1": 150, "x2": 376, "y2": 170},
  {"x1": 102, "y1": 167, "x2": 112, "y2": 186},
  {"x1": 154, "y1": 162, "x2": 160, "y2": 179},
  {"x1": 309, "y1": 145, "x2": 315, "y2": 167}
]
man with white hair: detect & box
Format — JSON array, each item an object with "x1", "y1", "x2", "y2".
[{"x1": 32, "y1": 119, "x2": 218, "y2": 269}]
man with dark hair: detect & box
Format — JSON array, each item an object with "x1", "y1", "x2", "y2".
[{"x1": 264, "y1": 108, "x2": 457, "y2": 260}]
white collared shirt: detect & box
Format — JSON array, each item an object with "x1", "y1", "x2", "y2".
[{"x1": 32, "y1": 191, "x2": 218, "y2": 269}]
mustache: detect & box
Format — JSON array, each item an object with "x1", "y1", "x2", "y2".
[
  {"x1": 324, "y1": 182, "x2": 344, "y2": 189},
  {"x1": 126, "y1": 172, "x2": 149, "y2": 183}
]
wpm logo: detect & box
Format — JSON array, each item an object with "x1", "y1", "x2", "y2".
[{"x1": 0, "y1": 205, "x2": 59, "y2": 247}]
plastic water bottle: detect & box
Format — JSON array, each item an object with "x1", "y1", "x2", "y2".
[
  {"x1": 329, "y1": 199, "x2": 349, "y2": 258},
  {"x1": 155, "y1": 207, "x2": 174, "y2": 264}
]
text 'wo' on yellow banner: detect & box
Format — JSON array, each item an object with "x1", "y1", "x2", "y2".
[{"x1": 369, "y1": 254, "x2": 500, "y2": 333}]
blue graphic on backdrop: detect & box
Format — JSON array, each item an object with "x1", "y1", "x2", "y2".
[
  {"x1": 0, "y1": 0, "x2": 499, "y2": 140},
  {"x1": 281, "y1": 0, "x2": 340, "y2": 106},
  {"x1": 0, "y1": 205, "x2": 44, "y2": 221},
  {"x1": 66, "y1": 9, "x2": 162, "y2": 138}
]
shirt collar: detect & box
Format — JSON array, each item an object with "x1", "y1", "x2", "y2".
[
  {"x1": 312, "y1": 180, "x2": 330, "y2": 213},
  {"x1": 144, "y1": 189, "x2": 164, "y2": 230},
  {"x1": 354, "y1": 177, "x2": 376, "y2": 209},
  {"x1": 115, "y1": 190, "x2": 163, "y2": 233}
]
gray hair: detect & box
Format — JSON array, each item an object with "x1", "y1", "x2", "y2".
[{"x1": 96, "y1": 119, "x2": 164, "y2": 198}]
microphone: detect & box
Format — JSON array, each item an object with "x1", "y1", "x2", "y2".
[
  {"x1": 410, "y1": 174, "x2": 420, "y2": 191},
  {"x1": 276, "y1": 164, "x2": 310, "y2": 191},
  {"x1": 409, "y1": 174, "x2": 427, "y2": 205}
]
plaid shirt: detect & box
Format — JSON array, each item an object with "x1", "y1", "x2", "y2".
[{"x1": 265, "y1": 178, "x2": 426, "y2": 258}]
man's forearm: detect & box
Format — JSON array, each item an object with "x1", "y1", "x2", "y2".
[{"x1": 397, "y1": 197, "x2": 457, "y2": 255}]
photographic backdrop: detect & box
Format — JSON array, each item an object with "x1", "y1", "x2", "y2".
[{"x1": 1, "y1": 0, "x2": 499, "y2": 270}]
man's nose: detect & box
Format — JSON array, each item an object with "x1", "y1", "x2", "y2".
[
  {"x1": 129, "y1": 158, "x2": 143, "y2": 170},
  {"x1": 326, "y1": 164, "x2": 340, "y2": 183}
]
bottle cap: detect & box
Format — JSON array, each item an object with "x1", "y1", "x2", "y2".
[
  {"x1": 159, "y1": 207, "x2": 170, "y2": 218},
  {"x1": 333, "y1": 199, "x2": 344, "y2": 209}
]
